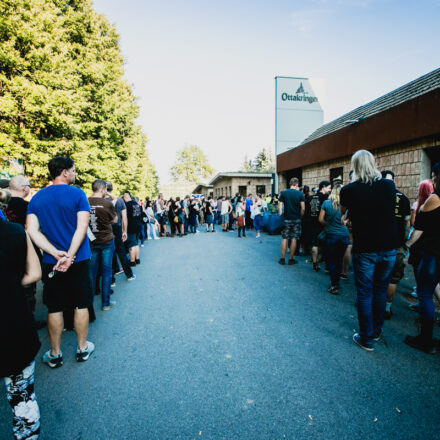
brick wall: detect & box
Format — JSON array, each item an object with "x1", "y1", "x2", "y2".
[{"x1": 282, "y1": 136, "x2": 440, "y2": 203}]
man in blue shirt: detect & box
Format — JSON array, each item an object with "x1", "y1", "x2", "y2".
[{"x1": 27, "y1": 157, "x2": 95, "y2": 368}]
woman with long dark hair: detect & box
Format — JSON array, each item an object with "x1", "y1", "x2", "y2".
[
  {"x1": 236, "y1": 196, "x2": 246, "y2": 238},
  {"x1": 405, "y1": 164, "x2": 440, "y2": 353}
]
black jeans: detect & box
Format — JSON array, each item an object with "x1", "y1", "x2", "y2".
[
  {"x1": 112, "y1": 223, "x2": 133, "y2": 278},
  {"x1": 245, "y1": 211, "x2": 253, "y2": 229}
]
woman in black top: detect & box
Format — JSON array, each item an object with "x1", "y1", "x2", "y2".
[
  {"x1": 203, "y1": 199, "x2": 214, "y2": 232},
  {"x1": 405, "y1": 163, "x2": 440, "y2": 353},
  {"x1": 1, "y1": 189, "x2": 42, "y2": 439}
]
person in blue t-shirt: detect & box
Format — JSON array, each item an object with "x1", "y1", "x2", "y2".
[{"x1": 26, "y1": 157, "x2": 95, "y2": 369}]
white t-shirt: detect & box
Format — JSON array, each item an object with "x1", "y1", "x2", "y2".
[{"x1": 221, "y1": 201, "x2": 230, "y2": 215}]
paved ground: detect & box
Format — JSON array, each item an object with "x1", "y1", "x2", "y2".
[{"x1": 1, "y1": 227, "x2": 440, "y2": 440}]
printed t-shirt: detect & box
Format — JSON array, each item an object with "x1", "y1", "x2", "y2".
[
  {"x1": 310, "y1": 192, "x2": 328, "y2": 225},
  {"x1": 88, "y1": 197, "x2": 116, "y2": 245},
  {"x1": 27, "y1": 185, "x2": 91, "y2": 264},
  {"x1": 321, "y1": 200, "x2": 349, "y2": 236},
  {"x1": 125, "y1": 200, "x2": 142, "y2": 233},
  {"x1": 279, "y1": 188, "x2": 305, "y2": 221},
  {"x1": 6, "y1": 197, "x2": 28, "y2": 226},
  {"x1": 340, "y1": 178, "x2": 397, "y2": 253},
  {"x1": 394, "y1": 189, "x2": 411, "y2": 247}
]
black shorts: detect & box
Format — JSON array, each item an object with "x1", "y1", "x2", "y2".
[
  {"x1": 126, "y1": 232, "x2": 139, "y2": 249},
  {"x1": 42, "y1": 260, "x2": 91, "y2": 313},
  {"x1": 389, "y1": 247, "x2": 406, "y2": 285},
  {"x1": 310, "y1": 223, "x2": 323, "y2": 247}
]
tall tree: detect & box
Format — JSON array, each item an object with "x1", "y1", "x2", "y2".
[
  {"x1": 169, "y1": 145, "x2": 214, "y2": 184},
  {"x1": 0, "y1": 0, "x2": 158, "y2": 197}
]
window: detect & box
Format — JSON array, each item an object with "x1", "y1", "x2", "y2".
[
  {"x1": 238, "y1": 185, "x2": 247, "y2": 197},
  {"x1": 330, "y1": 167, "x2": 343, "y2": 185},
  {"x1": 256, "y1": 185, "x2": 266, "y2": 196}
]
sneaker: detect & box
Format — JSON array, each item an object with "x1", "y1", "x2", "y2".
[
  {"x1": 313, "y1": 264, "x2": 320, "y2": 272},
  {"x1": 288, "y1": 259, "x2": 298, "y2": 265},
  {"x1": 256, "y1": 234, "x2": 261, "y2": 238},
  {"x1": 324, "y1": 267, "x2": 330, "y2": 274},
  {"x1": 102, "y1": 300, "x2": 116, "y2": 311},
  {"x1": 43, "y1": 350, "x2": 63, "y2": 368},
  {"x1": 141, "y1": 244, "x2": 144, "y2": 247},
  {"x1": 340, "y1": 273, "x2": 348, "y2": 280},
  {"x1": 410, "y1": 287, "x2": 418, "y2": 298},
  {"x1": 373, "y1": 332, "x2": 383, "y2": 342},
  {"x1": 76, "y1": 341, "x2": 95, "y2": 362},
  {"x1": 154, "y1": 237, "x2": 160, "y2": 240},
  {"x1": 127, "y1": 275, "x2": 136, "y2": 281},
  {"x1": 278, "y1": 258, "x2": 285, "y2": 265},
  {"x1": 404, "y1": 334, "x2": 436, "y2": 354},
  {"x1": 328, "y1": 286, "x2": 339, "y2": 295},
  {"x1": 111, "y1": 282, "x2": 116, "y2": 288},
  {"x1": 115, "y1": 269, "x2": 124, "y2": 275},
  {"x1": 384, "y1": 309, "x2": 392, "y2": 320},
  {"x1": 305, "y1": 259, "x2": 313, "y2": 264},
  {"x1": 135, "y1": 259, "x2": 140, "y2": 265},
  {"x1": 353, "y1": 333, "x2": 374, "y2": 352}
]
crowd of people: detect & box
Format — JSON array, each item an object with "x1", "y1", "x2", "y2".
[
  {"x1": 1, "y1": 150, "x2": 440, "y2": 439},
  {"x1": 276, "y1": 149, "x2": 440, "y2": 354}
]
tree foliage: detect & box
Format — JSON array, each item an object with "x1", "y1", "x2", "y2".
[
  {"x1": 240, "y1": 148, "x2": 275, "y2": 172},
  {"x1": 0, "y1": 0, "x2": 158, "y2": 196},
  {"x1": 169, "y1": 145, "x2": 214, "y2": 184}
]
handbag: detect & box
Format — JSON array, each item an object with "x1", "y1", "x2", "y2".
[{"x1": 174, "y1": 215, "x2": 179, "y2": 223}]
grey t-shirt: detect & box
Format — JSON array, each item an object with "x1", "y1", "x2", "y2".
[{"x1": 321, "y1": 200, "x2": 348, "y2": 236}]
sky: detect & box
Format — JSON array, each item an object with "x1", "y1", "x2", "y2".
[{"x1": 93, "y1": 0, "x2": 440, "y2": 185}]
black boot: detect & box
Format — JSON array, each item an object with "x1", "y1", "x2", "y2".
[{"x1": 404, "y1": 319, "x2": 436, "y2": 354}]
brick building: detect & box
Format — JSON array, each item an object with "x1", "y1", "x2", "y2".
[
  {"x1": 277, "y1": 68, "x2": 440, "y2": 202},
  {"x1": 209, "y1": 172, "x2": 272, "y2": 198}
]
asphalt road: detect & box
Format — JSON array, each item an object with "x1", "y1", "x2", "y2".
[{"x1": 1, "y1": 227, "x2": 439, "y2": 440}]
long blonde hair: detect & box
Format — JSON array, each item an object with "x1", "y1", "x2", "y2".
[
  {"x1": 351, "y1": 150, "x2": 381, "y2": 184},
  {"x1": 328, "y1": 184, "x2": 342, "y2": 210}
]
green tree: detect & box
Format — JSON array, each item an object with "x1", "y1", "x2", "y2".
[
  {"x1": 240, "y1": 148, "x2": 274, "y2": 172},
  {"x1": 0, "y1": 0, "x2": 158, "y2": 197},
  {"x1": 169, "y1": 145, "x2": 214, "y2": 184}
]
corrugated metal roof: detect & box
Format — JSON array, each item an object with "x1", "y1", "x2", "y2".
[{"x1": 299, "y1": 68, "x2": 440, "y2": 146}]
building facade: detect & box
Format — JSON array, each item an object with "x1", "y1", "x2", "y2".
[
  {"x1": 209, "y1": 172, "x2": 272, "y2": 198},
  {"x1": 277, "y1": 68, "x2": 440, "y2": 202}
]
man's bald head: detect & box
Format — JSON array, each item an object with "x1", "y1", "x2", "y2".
[{"x1": 9, "y1": 175, "x2": 30, "y2": 198}]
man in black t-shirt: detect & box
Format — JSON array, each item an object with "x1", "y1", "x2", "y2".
[
  {"x1": 380, "y1": 170, "x2": 411, "y2": 320},
  {"x1": 308, "y1": 180, "x2": 331, "y2": 271},
  {"x1": 340, "y1": 150, "x2": 397, "y2": 352},
  {"x1": 278, "y1": 177, "x2": 305, "y2": 265},
  {"x1": 123, "y1": 191, "x2": 142, "y2": 266},
  {"x1": 6, "y1": 176, "x2": 46, "y2": 329}
]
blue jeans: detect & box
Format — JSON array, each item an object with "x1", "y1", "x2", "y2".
[
  {"x1": 352, "y1": 250, "x2": 396, "y2": 344},
  {"x1": 89, "y1": 240, "x2": 115, "y2": 307},
  {"x1": 189, "y1": 214, "x2": 197, "y2": 233},
  {"x1": 417, "y1": 252, "x2": 440, "y2": 322},
  {"x1": 326, "y1": 233, "x2": 349, "y2": 287},
  {"x1": 253, "y1": 215, "x2": 263, "y2": 233}
]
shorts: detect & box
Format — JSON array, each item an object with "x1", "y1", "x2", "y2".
[
  {"x1": 205, "y1": 214, "x2": 214, "y2": 225},
  {"x1": 281, "y1": 219, "x2": 302, "y2": 240},
  {"x1": 42, "y1": 260, "x2": 91, "y2": 313},
  {"x1": 159, "y1": 214, "x2": 168, "y2": 226},
  {"x1": 221, "y1": 213, "x2": 229, "y2": 224},
  {"x1": 310, "y1": 223, "x2": 323, "y2": 247},
  {"x1": 178, "y1": 213, "x2": 186, "y2": 224},
  {"x1": 389, "y1": 247, "x2": 406, "y2": 284},
  {"x1": 126, "y1": 232, "x2": 139, "y2": 249}
]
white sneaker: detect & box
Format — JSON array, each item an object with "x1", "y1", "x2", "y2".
[
  {"x1": 154, "y1": 237, "x2": 160, "y2": 240},
  {"x1": 76, "y1": 341, "x2": 95, "y2": 362}
]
